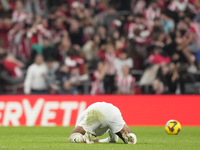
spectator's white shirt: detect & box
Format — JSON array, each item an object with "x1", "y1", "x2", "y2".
[
  {"x1": 24, "y1": 63, "x2": 48, "y2": 94},
  {"x1": 114, "y1": 58, "x2": 133, "y2": 76}
]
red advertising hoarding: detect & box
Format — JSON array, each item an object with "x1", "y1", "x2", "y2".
[{"x1": 0, "y1": 95, "x2": 199, "y2": 126}]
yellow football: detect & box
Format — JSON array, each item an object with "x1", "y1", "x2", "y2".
[{"x1": 165, "y1": 120, "x2": 181, "y2": 135}]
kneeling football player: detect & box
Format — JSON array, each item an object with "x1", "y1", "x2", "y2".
[{"x1": 68, "y1": 102, "x2": 137, "y2": 144}]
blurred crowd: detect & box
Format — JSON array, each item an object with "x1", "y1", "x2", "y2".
[{"x1": 0, "y1": 0, "x2": 200, "y2": 95}]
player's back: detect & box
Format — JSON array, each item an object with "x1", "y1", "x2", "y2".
[
  {"x1": 85, "y1": 102, "x2": 121, "y2": 121},
  {"x1": 76, "y1": 102, "x2": 125, "y2": 136}
]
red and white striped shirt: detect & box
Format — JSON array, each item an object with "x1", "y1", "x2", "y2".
[
  {"x1": 49, "y1": 25, "x2": 66, "y2": 43},
  {"x1": 188, "y1": 2, "x2": 200, "y2": 15},
  {"x1": 116, "y1": 74, "x2": 135, "y2": 94},
  {"x1": 12, "y1": 11, "x2": 31, "y2": 23},
  {"x1": 18, "y1": 35, "x2": 32, "y2": 62},
  {"x1": 104, "y1": 53, "x2": 116, "y2": 75},
  {"x1": 128, "y1": 23, "x2": 147, "y2": 39},
  {"x1": 132, "y1": 0, "x2": 146, "y2": 14},
  {"x1": 8, "y1": 30, "x2": 31, "y2": 62},
  {"x1": 128, "y1": 23, "x2": 152, "y2": 45},
  {"x1": 7, "y1": 29, "x2": 18, "y2": 57},
  {"x1": 144, "y1": 7, "x2": 160, "y2": 26},
  {"x1": 27, "y1": 24, "x2": 52, "y2": 45},
  {"x1": 190, "y1": 22, "x2": 200, "y2": 46},
  {"x1": 184, "y1": 22, "x2": 200, "y2": 46},
  {"x1": 168, "y1": 0, "x2": 188, "y2": 12},
  {"x1": 98, "y1": 48, "x2": 116, "y2": 75},
  {"x1": 90, "y1": 70, "x2": 104, "y2": 95},
  {"x1": 65, "y1": 56, "x2": 85, "y2": 75}
]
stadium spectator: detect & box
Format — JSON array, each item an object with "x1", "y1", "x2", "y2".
[
  {"x1": 98, "y1": 44, "x2": 116, "y2": 94},
  {"x1": 160, "y1": 12, "x2": 175, "y2": 34},
  {"x1": 139, "y1": 46, "x2": 170, "y2": 86},
  {"x1": 144, "y1": 0, "x2": 161, "y2": 26},
  {"x1": 82, "y1": 34, "x2": 100, "y2": 69},
  {"x1": 31, "y1": 37, "x2": 55, "y2": 62},
  {"x1": 56, "y1": 37, "x2": 72, "y2": 63},
  {"x1": 132, "y1": 0, "x2": 146, "y2": 15},
  {"x1": 0, "y1": 0, "x2": 200, "y2": 95},
  {"x1": 116, "y1": 65, "x2": 135, "y2": 95},
  {"x1": 0, "y1": 12, "x2": 12, "y2": 49},
  {"x1": 168, "y1": 0, "x2": 188, "y2": 12},
  {"x1": 68, "y1": 19, "x2": 84, "y2": 46},
  {"x1": 183, "y1": 12, "x2": 200, "y2": 53},
  {"x1": 148, "y1": 46, "x2": 171, "y2": 65},
  {"x1": 128, "y1": 14, "x2": 152, "y2": 58},
  {"x1": 0, "y1": 48, "x2": 24, "y2": 77},
  {"x1": 97, "y1": 26, "x2": 107, "y2": 45},
  {"x1": 90, "y1": 61, "x2": 107, "y2": 95},
  {"x1": 151, "y1": 79, "x2": 164, "y2": 94},
  {"x1": 188, "y1": 0, "x2": 200, "y2": 15},
  {"x1": 12, "y1": 0, "x2": 31, "y2": 25},
  {"x1": 156, "y1": 63, "x2": 179, "y2": 94},
  {"x1": 55, "y1": 63, "x2": 72, "y2": 94},
  {"x1": 0, "y1": 49, "x2": 24, "y2": 93},
  {"x1": 102, "y1": 7, "x2": 118, "y2": 29},
  {"x1": 50, "y1": 16, "x2": 67, "y2": 44},
  {"x1": 46, "y1": 57, "x2": 60, "y2": 94},
  {"x1": 114, "y1": 49, "x2": 133, "y2": 76},
  {"x1": 25, "y1": 0, "x2": 44, "y2": 16},
  {"x1": 24, "y1": 55, "x2": 48, "y2": 94}
]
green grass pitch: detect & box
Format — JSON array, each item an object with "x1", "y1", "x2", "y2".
[{"x1": 0, "y1": 126, "x2": 199, "y2": 150}]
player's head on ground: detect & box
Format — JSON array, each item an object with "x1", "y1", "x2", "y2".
[
  {"x1": 68, "y1": 133, "x2": 84, "y2": 143},
  {"x1": 69, "y1": 127, "x2": 94, "y2": 144},
  {"x1": 68, "y1": 132, "x2": 94, "y2": 144}
]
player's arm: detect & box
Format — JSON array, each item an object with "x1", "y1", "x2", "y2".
[
  {"x1": 116, "y1": 124, "x2": 137, "y2": 144},
  {"x1": 70, "y1": 112, "x2": 86, "y2": 136},
  {"x1": 70, "y1": 126, "x2": 86, "y2": 136}
]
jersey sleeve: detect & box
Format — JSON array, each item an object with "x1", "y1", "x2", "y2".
[{"x1": 76, "y1": 111, "x2": 86, "y2": 126}]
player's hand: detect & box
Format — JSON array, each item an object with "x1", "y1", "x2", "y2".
[
  {"x1": 83, "y1": 132, "x2": 94, "y2": 144},
  {"x1": 93, "y1": 138, "x2": 99, "y2": 143}
]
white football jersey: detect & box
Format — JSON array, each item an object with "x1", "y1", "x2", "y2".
[{"x1": 76, "y1": 102, "x2": 125, "y2": 136}]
